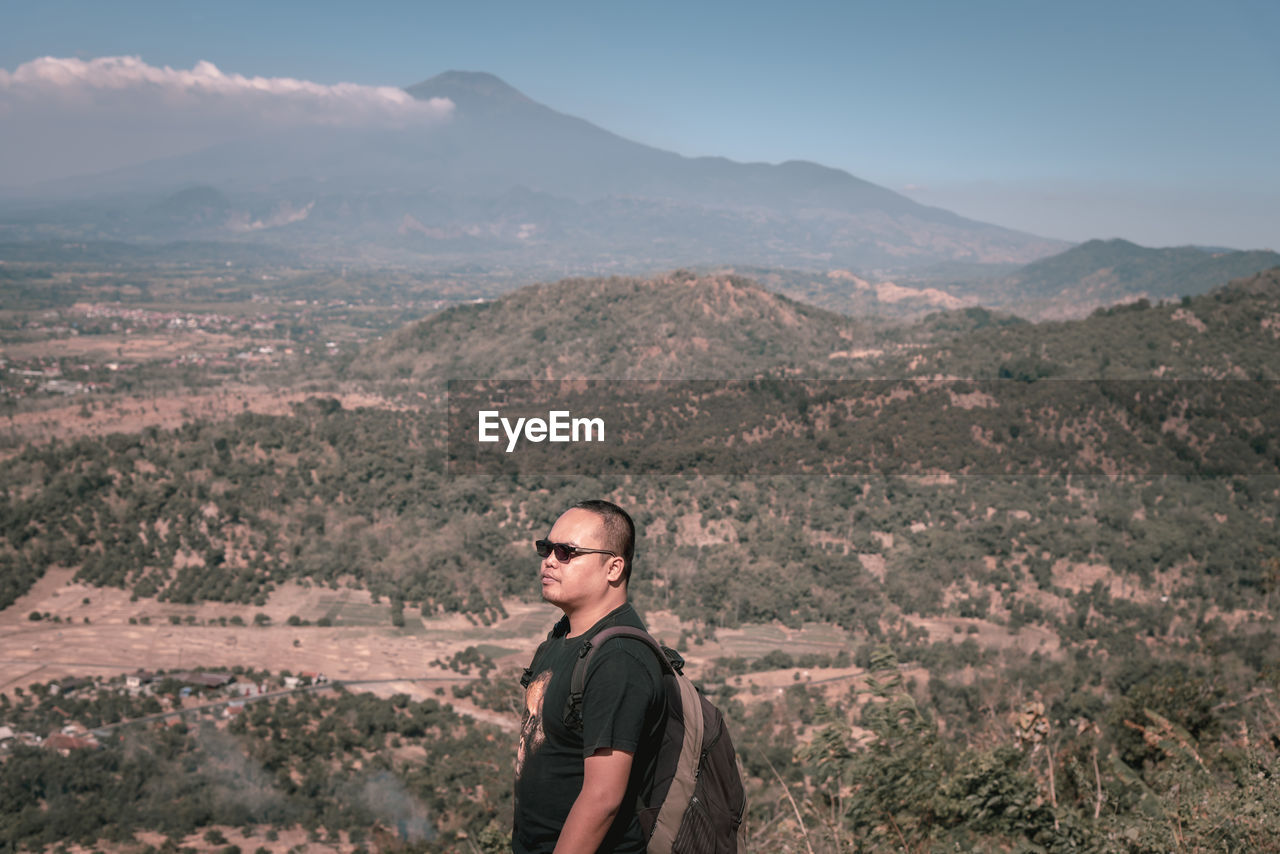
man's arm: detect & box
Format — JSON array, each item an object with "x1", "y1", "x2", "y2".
[{"x1": 553, "y1": 747, "x2": 634, "y2": 854}]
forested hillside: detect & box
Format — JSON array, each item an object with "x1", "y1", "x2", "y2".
[
  {"x1": 0, "y1": 671, "x2": 510, "y2": 851},
  {"x1": 5, "y1": 271, "x2": 1277, "y2": 611},
  {"x1": 971, "y1": 239, "x2": 1280, "y2": 318},
  {"x1": 3, "y1": 268, "x2": 1279, "y2": 851},
  {"x1": 889, "y1": 266, "x2": 1280, "y2": 380},
  {"x1": 362, "y1": 270, "x2": 879, "y2": 382}
]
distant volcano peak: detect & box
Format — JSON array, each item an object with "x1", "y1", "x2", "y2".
[
  {"x1": 405, "y1": 70, "x2": 534, "y2": 109},
  {"x1": 13, "y1": 68, "x2": 1069, "y2": 272}
]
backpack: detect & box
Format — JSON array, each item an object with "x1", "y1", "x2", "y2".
[{"x1": 568, "y1": 626, "x2": 748, "y2": 854}]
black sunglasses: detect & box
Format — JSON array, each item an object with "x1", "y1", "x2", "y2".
[{"x1": 535, "y1": 539, "x2": 617, "y2": 562}]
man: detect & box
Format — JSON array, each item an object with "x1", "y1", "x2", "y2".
[{"x1": 513, "y1": 500, "x2": 665, "y2": 854}]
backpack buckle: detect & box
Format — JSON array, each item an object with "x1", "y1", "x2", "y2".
[{"x1": 565, "y1": 691, "x2": 585, "y2": 730}]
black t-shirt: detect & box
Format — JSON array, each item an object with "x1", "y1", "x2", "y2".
[{"x1": 513, "y1": 603, "x2": 665, "y2": 854}]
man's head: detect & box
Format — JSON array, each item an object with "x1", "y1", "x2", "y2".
[
  {"x1": 537, "y1": 500, "x2": 635, "y2": 627},
  {"x1": 570, "y1": 499, "x2": 635, "y2": 584}
]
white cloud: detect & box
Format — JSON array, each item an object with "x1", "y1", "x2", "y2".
[
  {"x1": 0, "y1": 55, "x2": 452, "y2": 124},
  {"x1": 0, "y1": 56, "x2": 453, "y2": 186}
]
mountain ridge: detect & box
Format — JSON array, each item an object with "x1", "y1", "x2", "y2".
[
  {"x1": 362, "y1": 270, "x2": 878, "y2": 382},
  {"x1": 360, "y1": 261, "x2": 1280, "y2": 387},
  {"x1": 974, "y1": 238, "x2": 1280, "y2": 318},
  {"x1": 0, "y1": 70, "x2": 1066, "y2": 273}
]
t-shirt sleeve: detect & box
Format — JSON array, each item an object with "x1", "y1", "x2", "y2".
[{"x1": 580, "y1": 642, "x2": 661, "y2": 758}]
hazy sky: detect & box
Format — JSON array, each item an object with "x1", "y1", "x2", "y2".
[{"x1": 2, "y1": 0, "x2": 1277, "y2": 249}]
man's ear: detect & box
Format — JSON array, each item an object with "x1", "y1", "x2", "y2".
[{"x1": 605, "y1": 555, "x2": 626, "y2": 584}]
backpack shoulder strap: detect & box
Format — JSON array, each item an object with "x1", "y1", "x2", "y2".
[{"x1": 565, "y1": 626, "x2": 681, "y2": 730}]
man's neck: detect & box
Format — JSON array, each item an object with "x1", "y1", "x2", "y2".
[{"x1": 563, "y1": 595, "x2": 629, "y2": 638}]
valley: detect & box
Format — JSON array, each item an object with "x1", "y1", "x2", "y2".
[{"x1": 2, "y1": 251, "x2": 1279, "y2": 851}]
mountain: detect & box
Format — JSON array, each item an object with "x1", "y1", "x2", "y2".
[
  {"x1": 708, "y1": 265, "x2": 984, "y2": 319},
  {"x1": 353, "y1": 265, "x2": 1280, "y2": 481},
  {"x1": 884, "y1": 263, "x2": 1280, "y2": 381},
  {"x1": 695, "y1": 241, "x2": 1280, "y2": 322},
  {"x1": 0, "y1": 71, "x2": 1065, "y2": 274},
  {"x1": 365, "y1": 262, "x2": 1280, "y2": 388},
  {"x1": 361, "y1": 270, "x2": 880, "y2": 382},
  {"x1": 151, "y1": 185, "x2": 232, "y2": 218},
  {"x1": 963, "y1": 238, "x2": 1280, "y2": 319},
  {"x1": 401, "y1": 72, "x2": 944, "y2": 217},
  {"x1": 1222, "y1": 264, "x2": 1280, "y2": 297}
]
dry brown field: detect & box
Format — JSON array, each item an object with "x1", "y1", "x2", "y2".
[
  {"x1": 0, "y1": 385, "x2": 405, "y2": 450},
  {"x1": 1, "y1": 559, "x2": 1027, "y2": 759},
  {"x1": 0, "y1": 569, "x2": 855, "y2": 685},
  {"x1": 1, "y1": 330, "x2": 247, "y2": 363},
  {"x1": 0, "y1": 570, "x2": 540, "y2": 699},
  {"x1": 0, "y1": 564, "x2": 914, "y2": 715}
]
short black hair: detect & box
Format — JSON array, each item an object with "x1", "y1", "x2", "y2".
[{"x1": 572, "y1": 499, "x2": 635, "y2": 584}]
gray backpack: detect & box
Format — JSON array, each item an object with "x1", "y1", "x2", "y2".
[{"x1": 569, "y1": 626, "x2": 749, "y2": 853}]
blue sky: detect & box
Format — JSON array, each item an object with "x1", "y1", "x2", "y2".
[{"x1": 2, "y1": 0, "x2": 1277, "y2": 248}]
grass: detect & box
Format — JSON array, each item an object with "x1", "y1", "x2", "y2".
[
  {"x1": 718, "y1": 622, "x2": 853, "y2": 658},
  {"x1": 470, "y1": 643, "x2": 518, "y2": 660},
  {"x1": 463, "y1": 608, "x2": 548, "y2": 641},
  {"x1": 319, "y1": 600, "x2": 390, "y2": 628}
]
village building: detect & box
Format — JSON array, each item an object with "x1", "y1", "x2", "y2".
[
  {"x1": 228, "y1": 680, "x2": 271, "y2": 697},
  {"x1": 50, "y1": 676, "x2": 93, "y2": 696},
  {"x1": 172, "y1": 671, "x2": 235, "y2": 689},
  {"x1": 126, "y1": 670, "x2": 156, "y2": 693}
]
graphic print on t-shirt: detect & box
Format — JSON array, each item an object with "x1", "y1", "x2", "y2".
[{"x1": 515, "y1": 670, "x2": 551, "y2": 780}]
